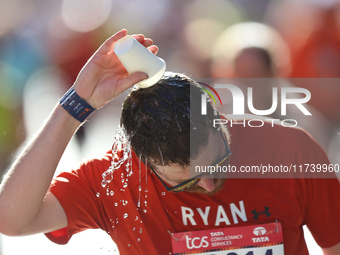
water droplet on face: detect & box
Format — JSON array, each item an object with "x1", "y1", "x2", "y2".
[
  {"x1": 114, "y1": 202, "x2": 118, "y2": 206},
  {"x1": 139, "y1": 228, "x2": 143, "y2": 233},
  {"x1": 132, "y1": 227, "x2": 136, "y2": 231},
  {"x1": 143, "y1": 209, "x2": 147, "y2": 213},
  {"x1": 157, "y1": 145, "x2": 166, "y2": 180},
  {"x1": 161, "y1": 192, "x2": 166, "y2": 196},
  {"x1": 176, "y1": 118, "x2": 182, "y2": 132},
  {"x1": 127, "y1": 244, "x2": 131, "y2": 247},
  {"x1": 123, "y1": 182, "x2": 128, "y2": 188},
  {"x1": 122, "y1": 200, "x2": 128, "y2": 206},
  {"x1": 110, "y1": 191, "x2": 114, "y2": 196},
  {"x1": 135, "y1": 216, "x2": 139, "y2": 221},
  {"x1": 123, "y1": 213, "x2": 128, "y2": 219},
  {"x1": 137, "y1": 238, "x2": 140, "y2": 242},
  {"x1": 96, "y1": 192, "x2": 100, "y2": 197}
]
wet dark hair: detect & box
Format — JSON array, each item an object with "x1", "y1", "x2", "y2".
[{"x1": 121, "y1": 72, "x2": 216, "y2": 167}]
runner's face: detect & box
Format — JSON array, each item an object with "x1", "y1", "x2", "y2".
[{"x1": 152, "y1": 129, "x2": 228, "y2": 194}]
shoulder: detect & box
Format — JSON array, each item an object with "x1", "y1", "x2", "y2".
[
  {"x1": 76, "y1": 150, "x2": 112, "y2": 177},
  {"x1": 75, "y1": 147, "x2": 145, "y2": 190},
  {"x1": 50, "y1": 150, "x2": 113, "y2": 192}
]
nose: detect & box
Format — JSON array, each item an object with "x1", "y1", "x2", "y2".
[{"x1": 197, "y1": 178, "x2": 215, "y2": 192}]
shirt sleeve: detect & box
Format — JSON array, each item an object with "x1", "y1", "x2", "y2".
[
  {"x1": 45, "y1": 157, "x2": 112, "y2": 244},
  {"x1": 295, "y1": 129, "x2": 340, "y2": 248},
  {"x1": 302, "y1": 176, "x2": 340, "y2": 248}
]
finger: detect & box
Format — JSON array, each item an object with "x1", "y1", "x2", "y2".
[
  {"x1": 117, "y1": 72, "x2": 149, "y2": 93},
  {"x1": 98, "y1": 29, "x2": 128, "y2": 54},
  {"x1": 148, "y1": 45, "x2": 159, "y2": 55},
  {"x1": 132, "y1": 34, "x2": 146, "y2": 42},
  {"x1": 141, "y1": 38, "x2": 153, "y2": 48},
  {"x1": 133, "y1": 35, "x2": 154, "y2": 48}
]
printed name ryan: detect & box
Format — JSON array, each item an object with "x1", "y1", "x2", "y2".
[{"x1": 181, "y1": 201, "x2": 247, "y2": 226}]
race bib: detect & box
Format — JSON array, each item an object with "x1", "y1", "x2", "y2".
[{"x1": 171, "y1": 222, "x2": 284, "y2": 255}]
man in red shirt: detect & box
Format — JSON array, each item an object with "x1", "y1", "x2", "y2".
[{"x1": 0, "y1": 30, "x2": 339, "y2": 255}]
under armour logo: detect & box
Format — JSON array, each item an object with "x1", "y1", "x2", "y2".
[{"x1": 251, "y1": 207, "x2": 271, "y2": 220}]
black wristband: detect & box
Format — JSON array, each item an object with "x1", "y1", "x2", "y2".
[{"x1": 59, "y1": 87, "x2": 95, "y2": 122}]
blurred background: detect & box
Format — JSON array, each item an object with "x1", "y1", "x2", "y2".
[{"x1": 0, "y1": 0, "x2": 339, "y2": 254}]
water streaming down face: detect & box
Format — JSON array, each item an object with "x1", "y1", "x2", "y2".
[
  {"x1": 101, "y1": 126, "x2": 151, "y2": 206},
  {"x1": 101, "y1": 126, "x2": 132, "y2": 188},
  {"x1": 137, "y1": 154, "x2": 142, "y2": 208},
  {"x1": 144, "y1": 158, "x2": 148, "y2": 192},
  {"x1": 157, "y1": 144, "x2": 166, "y2": 178},
  {"x1": 99, "y1": 125, "x2": 153, "y2": 245}
]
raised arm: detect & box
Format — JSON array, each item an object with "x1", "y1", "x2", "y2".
[{"x1": 0, "y1": 29, "x2": 158, "y2": 236}]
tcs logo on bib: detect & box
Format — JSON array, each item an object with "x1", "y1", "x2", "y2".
[{"x1": 185, "y1": 235, "x2": 209, "y2": 249}]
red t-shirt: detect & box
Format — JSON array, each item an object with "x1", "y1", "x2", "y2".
[{"x1": 46, "y1": 121, "x2": 340, "y2": 254}]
